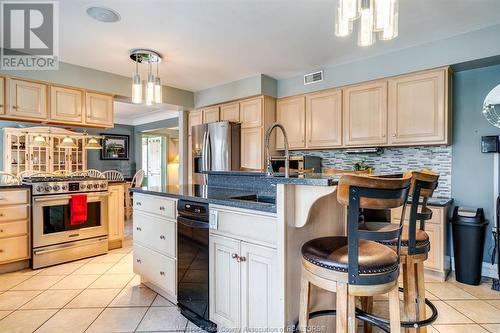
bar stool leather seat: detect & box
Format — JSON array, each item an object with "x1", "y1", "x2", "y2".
[
  {"x1": 302, "y1": 236, "x2": 399, "y2": 274},
  {"x1": 358, "y1": 223, "x2": 430, "y2": 254}
]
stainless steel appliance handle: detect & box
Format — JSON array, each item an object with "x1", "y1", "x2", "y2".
[
  {"x1": 177, "y1": 216, "x2": 210, "y2": 229},
  {"x1": 33, "y1": 192, "x2": 110, "y2": 202},
  {"x1": 206, "y1": 129, "x2": 212, "y2": 171},
  {"x1": 33, "y1": 236, "x2": 108, "y2": 255},
  {"x1": 201, "y1": 130, "x2": 208, "y2": 172}
]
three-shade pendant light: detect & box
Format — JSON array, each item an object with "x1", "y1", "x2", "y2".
[
  {"x1": 130, "y1": 49, "x2": 162, "y2": 105},
  {"x1": 335, "y1": 0, "x2": 399, "y2": 46}
]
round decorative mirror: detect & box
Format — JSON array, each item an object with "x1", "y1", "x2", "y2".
[{"x1": 483, "y1": 84, "x2": 500, "y2": 128}]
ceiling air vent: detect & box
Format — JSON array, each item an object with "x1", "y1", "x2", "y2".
[{"x1": 304, "y1": 70, "x2": 323, "y2": 85}]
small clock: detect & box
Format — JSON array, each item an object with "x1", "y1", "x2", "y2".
[{"x1": 481, "y1": 135, "x2": 499, "y2": 153}]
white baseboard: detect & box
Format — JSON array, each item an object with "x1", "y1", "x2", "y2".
[{"x1": 449, "y1": 256, "x2": 498, "y2": 279}]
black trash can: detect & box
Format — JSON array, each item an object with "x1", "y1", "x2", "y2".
[{"x1": 451, "y1": 207, "x2": 488, "y2": 285}]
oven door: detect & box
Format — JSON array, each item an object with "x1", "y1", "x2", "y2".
[{"x1": 32, "y1": 192, "x2": 109, "y2": 248}]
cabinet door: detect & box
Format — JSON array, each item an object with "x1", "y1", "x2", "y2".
[
  {"x1": 108, "y1": 184, "x2": 124, "y2": 242},
  {"x1": 343, "y1": 81, "x2": 387, "y2": 146},
  {"x1": 209, "y1": 234, "x2": 241, "y2": 329},
  {"x1": 188, "y1": 110, "x2": 203, "y2": 135},
  {"x1": 241, "y1": 127, "x2": 262, "y2": 171},
  {"x1": 240, "y1": 98, "x2": 262, "y2": 128},
  {"x1": 203, "y1": 106, "x2": 220, "y2": 123},
  {"x1": 388, "y1": 69, "x2": 447, "y2": 145},
  {"x1": 424, "y1": 222, "x2": 442, "y2": 272},
  {"x1": 276, "y1": 96, "x2": 306, "y2": 149},
  {"x1": 50, "y1": 86, "x2": 83, "y2": 123},
  {"x1": 27, "y1": 134, "x2": 51, "y2": 174},
  {"x1": 220, "y1": 103, "x2": 240, "y2": 122},
  {"x1": 0, "y1": 77, "x2": 4, "y2": 115},
  {"x1": 8, "y1": 79, "x2": 48, "y2": 120},
  {"x1": 306, "y1": 90, "x2": 342, "y2": 148},
  {"x1": 85, "y1": 92, "x2": 113, "y2": 127},
  {"x1": 240, "y1": 242, "x2": 279, "y2": 331}
]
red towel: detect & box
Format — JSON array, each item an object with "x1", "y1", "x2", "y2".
[{"x1": 70, "y1": 194, "x2": 87, "y2": 225}]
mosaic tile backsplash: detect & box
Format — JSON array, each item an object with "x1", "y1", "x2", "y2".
[{"x1": 291, "y1": 145, "x2": 452, "y2": 198}]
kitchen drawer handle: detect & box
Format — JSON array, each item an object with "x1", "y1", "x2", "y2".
[
  {"x1": 136, "y1": 227, "x2": 142, "y2": 231},
  {"x1": 231, "y1": 253, "x2": 238, "y2": 259},
  {"x1": 136, "y1": 202, "x2": 142, "y2": 206},
  {"x1": 0, "y1": 213, "x2": 3, "y2": 217},
  {"x1": 0, "y1": 229, "x2": 3, "y2": 233},
  {"x1": 239, "y1": 256, "x2": 246, "y2": 262},
  {"x1": 159, "y1": 206, "x2": 165, "y2": 211},
  {"x1": 160, "y1": 271, "x2": 165, "y2": 276},
  {"x1": 136, "y1": 259, "x2": 142, "y2": 263},
  {"x1": 0, "y1": 249, "x2": 4, "y2": 253},
  {"x1": 160, "y1": 235, "x2": 165, "y2": 240}
]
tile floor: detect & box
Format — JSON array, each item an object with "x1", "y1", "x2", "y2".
[{"x1": 1, "y1": 227, "x2": 500, "y2": 332}]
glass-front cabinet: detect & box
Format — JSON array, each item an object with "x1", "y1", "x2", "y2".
[{"x1": 3, "y1": 127, "x2": 88, "y2": 176}]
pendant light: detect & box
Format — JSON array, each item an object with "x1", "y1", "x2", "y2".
[
  {"x1": 58, "y1": 136, "x2": 77, "y2": 149},
  {"x1": 32, "y1": 134, "x2": 49, "y2": 148},
  {"x1": 154, "y1": 62, "x2": 162, "y2": 104},
  {"x1": 129, "y1": 49, "x2": 162, "y2": 106},
  {"x1": 132, "y1": 56, "x2": 142, "y2": 104},
  {"x1": 146, "y1": 61, "x2": 154, "y2": 106},
  {"x1": 358, "y1": 0, "x2": 375, "y2": 47},
  {"x1": 85, "y1": 137, "x2": 102, "y2": 150}
]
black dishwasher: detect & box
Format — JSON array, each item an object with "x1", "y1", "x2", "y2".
[{"x1": 177, "y1": 200, "x2": 216, "y2": 332}]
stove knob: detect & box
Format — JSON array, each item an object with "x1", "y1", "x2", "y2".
[
  {"x1": 100, "y1": 183, "x2": 106, "y2": 189},
  {"x1": 61, "y1": 185, "x2": 68, "y2": 190},
  {"x1": 44, "y1": 185, "x2": 52, "y2": 192},
  {"x1": 87, "y1": 184, "x2": 93, "y2": 189},
  {"x1": 93, "y1": 184, "x2": 99, "y2": 189},
  {"x1": 53, "y1": 185, "x2": 61, "y2": 191},
  {"x1": 80, "y1": 184, "x2": 86, "y2": 190},
  {"x1": 36, "y1": 186, "x2": 44, "y2": 192}
]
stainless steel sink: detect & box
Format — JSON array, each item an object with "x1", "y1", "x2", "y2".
[{"x1": 229, "y1": 194, "x2": 276, "y2": 205}]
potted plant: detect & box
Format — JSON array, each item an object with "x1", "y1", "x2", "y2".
[{"x1": 352, "y1": 161, "x2": 372, "y2": 174}]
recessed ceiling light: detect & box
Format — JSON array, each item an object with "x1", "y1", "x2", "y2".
[{"x1": 86, "y1": 6, "x2": 120, "y2": 23}]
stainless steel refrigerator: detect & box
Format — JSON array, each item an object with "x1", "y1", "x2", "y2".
[{"x1": 191, "y1": 121, "x2": 241, "y2": 184}]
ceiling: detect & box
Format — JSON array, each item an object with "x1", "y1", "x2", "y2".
[
  {"x1": 59, "y1": 0, "x2": 500, "y2": 92},
  {"x1": 113, "y1": 101, "x2": 180, "y2": 126}
]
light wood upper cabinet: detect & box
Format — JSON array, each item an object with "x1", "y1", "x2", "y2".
[
  {"x1": 343, "y1": 80, "x2": 388, "y2": 146},
  {"x1": 388, "y1": 68, "x2": 448, "y2": 145},
  {"x1": 241, "y1": 127, "x2": 262, "y2": 171},
  {"x1": 85, "y1": 92, "x2": 113, "y2": 127},
  {"x1": 188, "y1": 110, "x2": 203, "y2": 135},
  {"x1": 240, "y1": 98, "x2": 263, "y2": 128},
  {"x1": 0, "y1": 77, "x2": 5, "y2": 115},
  {"x1": 203, "y1": 106, "x2": 220, "y2": 124},
  {"x1": 220, "y1": 103, "x2": 240, "y2": 122},
  {"x1": 306, "y1": 89, "x2": 342, "y2": 148},
  {"x1": 7, "y1": 79, "x2": 48, "y2": 120},
  {"x1": 276, "y1": 96, "x2": 306, "y2": 149},
  {"x1": 50, "y1": 86, "x2": 83, "y2": 124}
]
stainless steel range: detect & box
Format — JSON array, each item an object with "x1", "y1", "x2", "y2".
[{"x1": 23, "y1": 176, "x2": 109, "y2": 269}]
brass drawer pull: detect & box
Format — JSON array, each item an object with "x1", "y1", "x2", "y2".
[
  {"x1": 136, "y1": 259, "x2": 142, "y2": 263},
  {"x1": 160, "y1": 235, "x2": 165, "y2": 240},
  {"x1": 136, "y1": 202, "x2": 142, "y2": 206},
  {"x1": 136, "y1": 227, "x2": 142, "y2": 231},
  {"x1": 159, "y1": 206, "x2": 165, "y2": 211},
  {"x1": 160, "y1": 271, "x2": 165, "y2": 276}
]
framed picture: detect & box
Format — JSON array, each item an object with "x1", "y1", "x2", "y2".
[{"x1": 100, "y1": 134, "x2": 129, "y2": 160}]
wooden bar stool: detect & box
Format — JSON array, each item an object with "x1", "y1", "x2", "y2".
[{"x1": 298, "y1": 174, "x2": 412, "y2": 333}]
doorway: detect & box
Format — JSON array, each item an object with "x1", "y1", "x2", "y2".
[{"x1": 141, "y1": 135, "x2": 166, "y2": 187}]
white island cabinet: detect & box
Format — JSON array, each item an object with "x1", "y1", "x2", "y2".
[
  {"x1": 132, "y1": 193, "x2": 178, "y2": 303},
  {"x1": 209, "y1": 205, "x2": 281, "y2": 331}
]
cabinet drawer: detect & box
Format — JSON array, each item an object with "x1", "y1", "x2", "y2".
[
  {"x1": 212, "y1": 206, "x2": 277, "y2": 247},
  {"x1": 0, "y1": 220, "x2": 28, "y2": 238},
  {"x1": 391, "y1": 206, "x2": 442, "y2": 225},
  {"x1": 134, "y1": 194, "x2": 176, "y2": 220},
  {"x1": 133, "y1": 243, "x2": 176, "y2": 297},
  {"x1": 0, "y1": 190, "x2": 29, "y2": 206},
  {"x1": 0, "y1": 235, "x2": 29, "y2": 263},
  {"x1": 0, "y1": 205, "x2": 29, "y2": 222},
  {"x1": 133, "y1": 212, "x2": 176, "y2": 258}
]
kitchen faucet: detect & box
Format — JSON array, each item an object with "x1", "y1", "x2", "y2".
[{"x1": 264, "y1": 122, "x2": 289, "y2": 178}]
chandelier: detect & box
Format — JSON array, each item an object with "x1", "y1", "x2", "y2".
[
  {"x1": 335, "y1": 0, "x2": 399, "y2": 46},
  {"x1": 130, "y1": 49, "x2": 163, "y2": 105}
]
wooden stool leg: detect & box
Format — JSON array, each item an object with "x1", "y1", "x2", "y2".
[
  {"x1": 337, "y1": 283, "x2": 349, "y2": 333},
  {"x1": 416, "y1": 262, "x2": 427, "y2": 333},
  {"x1": 361, "y1": 297, "x2": 374, "y2": 333},
  {"x1": 389, "y1": 285, "x2": 401, "y2": 333},
  {"x1": 403, "y1": 259, "x2": 417, "y2": 333},
  {"x1": 348, "y1": 293, "x2": 357, "y2": 333},
  {"x1": 298, "y1": 269, "x2": 311, "y2": 333}
]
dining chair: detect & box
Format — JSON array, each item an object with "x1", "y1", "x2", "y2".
[
  {"x1": 0, "y1": 172, "x2": 20, "y2": 185},
  {"x1": 131, "y1": 169, "x2": 145, "y2": 188},
  {"x1": 16, "y1": 170, "x2": 35, "y2": 179},
  {"x1": 70, "y1": 170, "x2": 89, "y2": 177},
  {"x1": 125, "y1": 169, "x2": 145, "y2": 219},
  {"x1": 103, "y1": 170, "x2": 125, "y2": 181},
  {"x1": 86, "y1": 169, "x2": 106, "y2": 179}
]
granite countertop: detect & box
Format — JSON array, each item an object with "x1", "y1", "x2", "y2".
[
  {"x1": 0, "y1": 184, "x2": 31, "y2": 189},
  {"x1": 266, "y1": 173, "x2": 340, "y2": 186},
  {"x1": 131, "y1": 185, "x2": 277, "y2": 213}
]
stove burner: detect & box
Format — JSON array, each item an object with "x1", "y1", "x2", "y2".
[
  {"x1": 22, "y1": 175, "x2": 108, "y2": 195},
  {"x1": 22, "y1": 175, "x2": 104, "y2": 183}
]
